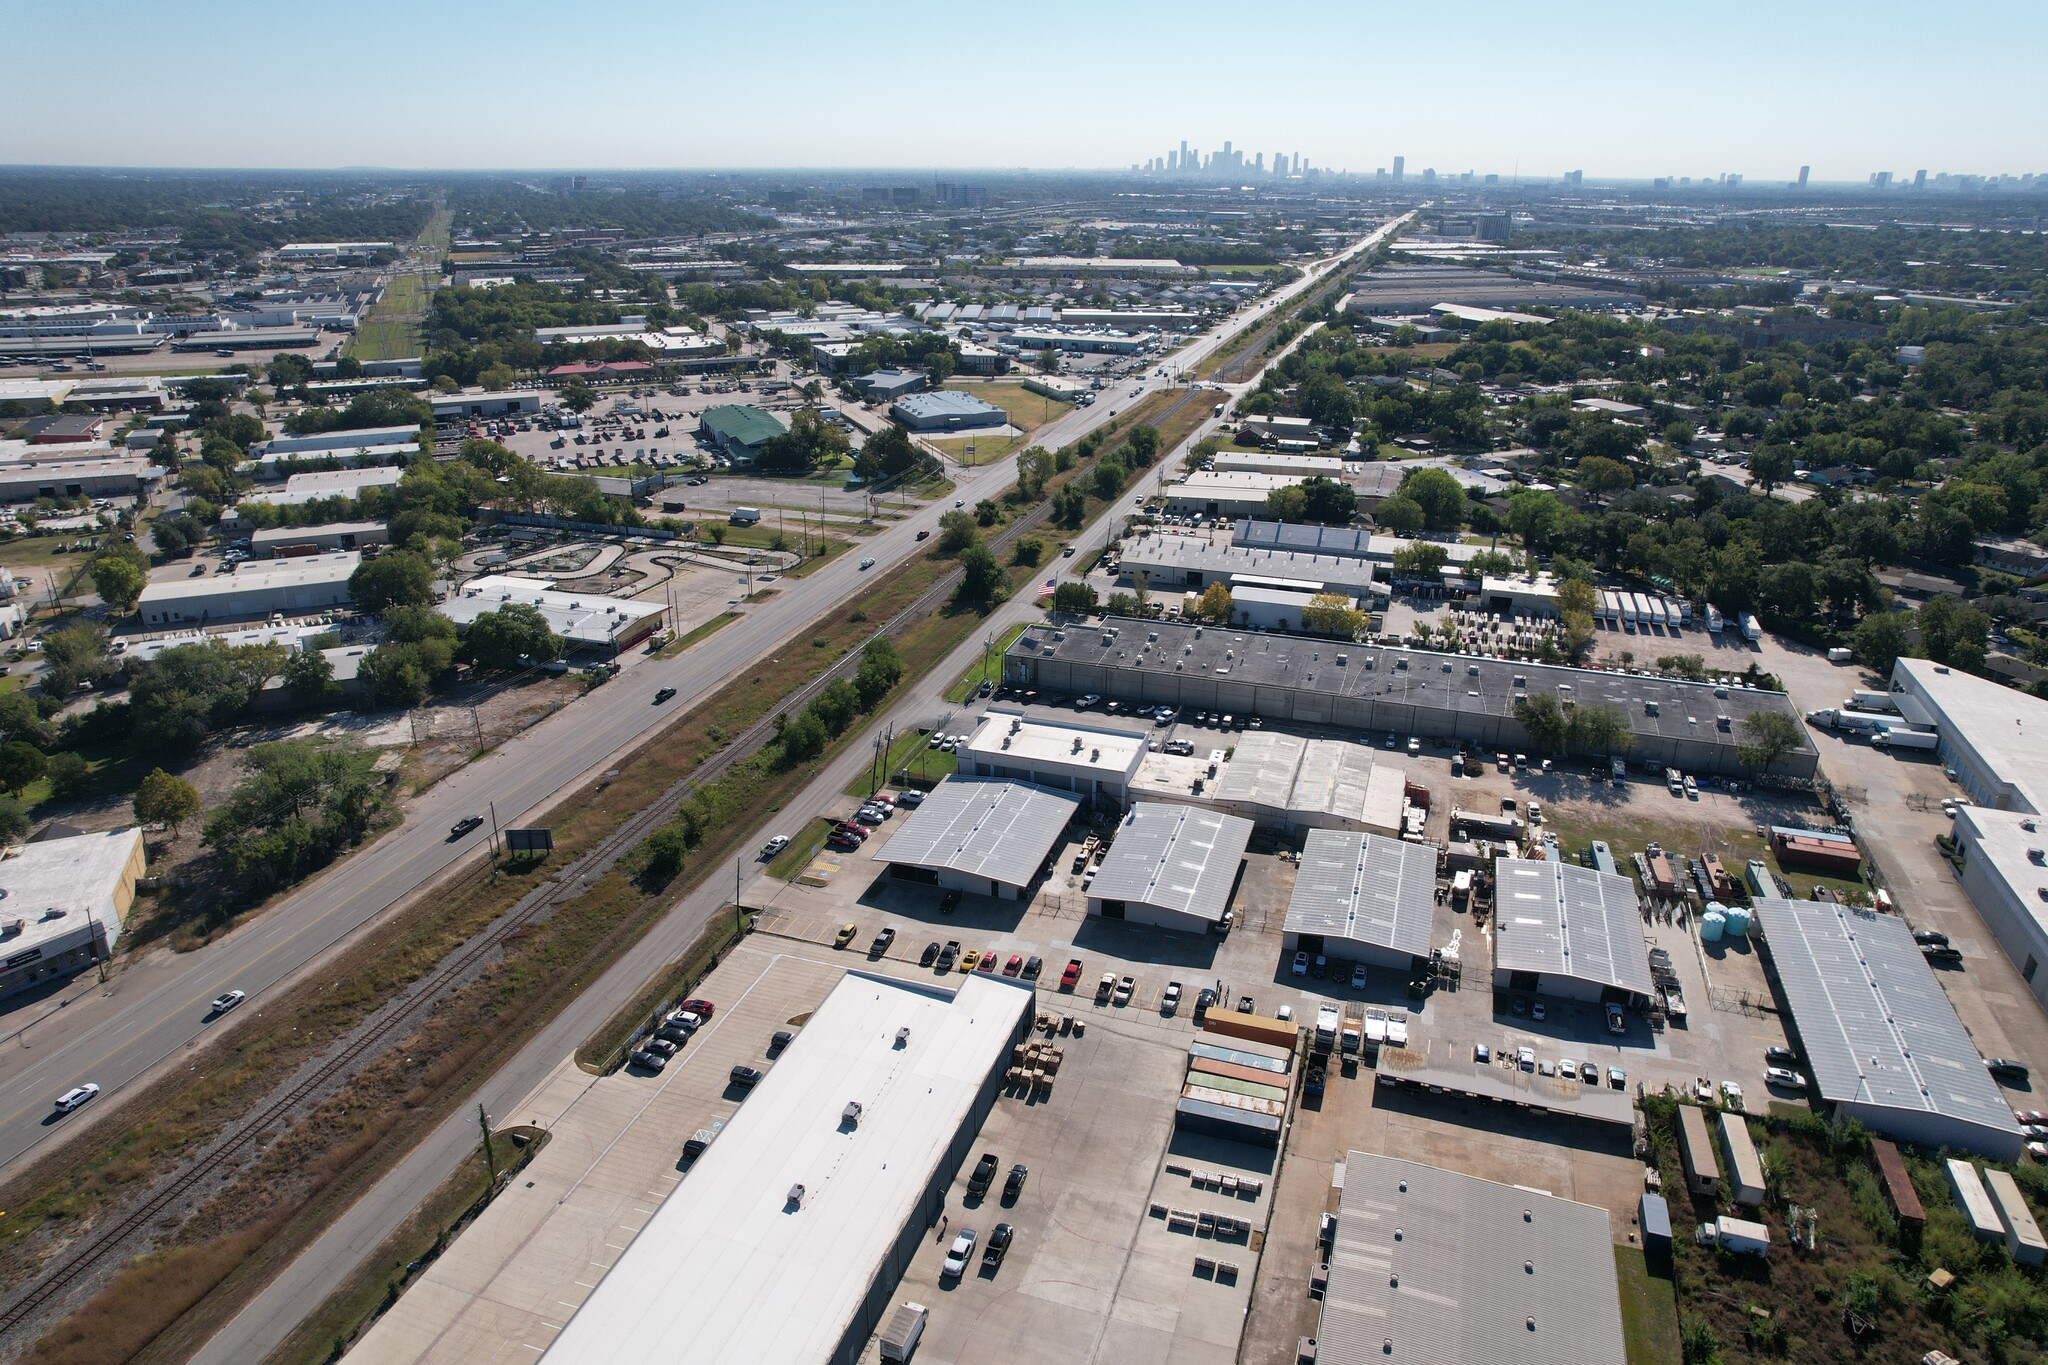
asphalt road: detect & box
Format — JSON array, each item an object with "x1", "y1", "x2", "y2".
[{"x1": 182, "y1": 214, "x2": 1410, "y2": 1364}]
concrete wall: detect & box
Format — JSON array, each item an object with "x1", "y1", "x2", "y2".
[
  {"x1": 1957, "y1": 830, "x2": 2048, "y2": 1012},
  {"x1": 1009, "y1": 653, "x2": 1815, "y2": 780}
]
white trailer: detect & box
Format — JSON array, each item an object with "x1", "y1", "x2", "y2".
[
  {"x1": 880, "y1": 1302, "x2": 929, "y2": 1362},
  {"x1": 1620, "y1": 594, "x2": 1641, "y2": 626},
  {"x1": 1740, "y1": 612, "x2": 1762, "y2": 641},
  {"x1": 1706, "y1": 604, "x2": 1725, "y2": 634},
  {"x1": 1599, "y1": 590, "x2": 1619, "y2": 623},
  {"x1": 1874, "y1": 727, "x2": 1940, "y2": 752},
  {"x1": 1849, "y1": 689, "x2": 1898, "y2": 712},
  {"x1": 1697, "y1": 1215, "x2": 1770, "y2": 1257},
  {"x1": 1646, "y1": 597, "x2": 1668, "y2": 630}
]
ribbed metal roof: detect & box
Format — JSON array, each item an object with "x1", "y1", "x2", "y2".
[
  {"x1": 1751, "y1": 897, "x2": 2020, "y2": 1147},
  {"x1": 1284, "y1": 831, "x2": 1435, "y2": 960},
  {"x1": 1320, "y1": 1153, "x2": 1626, "y2": 1365},
  {"x1": 1087, "y1": 801, "x2": 1252, "y2": 923},
  {"x1": 870, "y1": 777, "x2": 1080, "y2": 889},
  {"x1": 1492, "y1": 858, "x2": 1654, "y2": 996}
]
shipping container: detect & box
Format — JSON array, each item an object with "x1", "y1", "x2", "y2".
[
  {"x1": 1718, "y1": 1111, "x2": 1766, "y2": 1208},
  {"x1": 1947, "y1": 1159, "x2": 2005, "y2": 1243},
  {"x1": 1868, "y1": 1139, "x2": 1924, "y2": 1233},
  {"x1": 1984, "y1": 1168, "x2": 2047, "y2": 1266},
  {"x1": 1677, "y1": 1104, "x2": 1722, "y2": 1197},
  {"x1": 1200, "y1": 1009, "x2": 1299, "y2": 1052}
]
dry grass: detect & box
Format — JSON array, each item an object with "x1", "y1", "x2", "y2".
[{"x1": 27, "y1": 1221, "x2": 281, "y2": 1365}]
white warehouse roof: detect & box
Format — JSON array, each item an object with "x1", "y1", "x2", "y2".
[
  {"x1": 543, "y1": 972, "x2": 1032, "y2": 1365},
  {"x1": 0, "y1": 827, "x2": 146, "y2": 958},
  {"x1": 1117, "y1": 535, "x2": 1377, "y2": 597},
  {"x1": 1492, "y1": 858, "x2": 1654, "y2": 997},
  {"x1": 872, "y1": 776, "x2": 1081, "y2": 891},
  {"x1": 1752, "y1": 897, "x2": 2022, "y2": 1159},
  {"x1": 1087, "y1": 801, "x2": 1252, "y2": 925},
  {"x1": 1285, "y1": 831, "x2": 1436, "y2": 962},
  {"x1": 439, "y1": 574, "x2": 666, "y2": 649}
]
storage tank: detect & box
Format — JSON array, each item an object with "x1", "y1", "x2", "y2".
[
  {"x1": 1723, "y1": 902, "x2": 1751, "y2": 938},
  {"x1": 1701, "y1": 907, "x2": 1726, "y2": 942}
]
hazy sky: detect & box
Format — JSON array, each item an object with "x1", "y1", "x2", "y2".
[{"x1": 5, "y1": 0, "x2": 2042, "y2": 180}]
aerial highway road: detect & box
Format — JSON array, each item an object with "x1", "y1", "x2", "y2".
[{"x1": 0, "y1": 215, "x2": 1404, "y2": 1184}]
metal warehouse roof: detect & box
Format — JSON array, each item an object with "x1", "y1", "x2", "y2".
[
  {"x1": 1319, "y1": 1152, "x2": 1626, "y2": 1365},
  {"x1": 1088, "y1": 801, "x2": 1252, "y2": 923},
  {"x1": 1009, "y1": 618, "x2": 1809, "y2": 759},
  {"x1": 890, "y1": 391, "x2": 1005, "y2": 421},
  {"x1": 871, "y1": 776, "x2": 1080, "y2": 889},
  {"x1": 1492, "y1": 858, "x2": 1654, "y2": 996},
  {"x1": 1285, "y1": 831, "x2": 1435, "y2": 960},
  {"x1": 1212, "y1": 731, "x2": 1305, "y2": 811},
  {"x1": 1117, "y1": 535, "x2": 1377, "y2": 595},
  {"x1": 543, "y1": 973, "x2": 1032, "y2": 1365},
  {"x1": 1751, "y1": 897, "x2": 2021, "y2": 1150},
  {"x1": 698, "y1": 404, "x2": 786, "y2": 448},
  {"x1": 1234, "y1": 522, "x2": 1489, "y2": 567}
]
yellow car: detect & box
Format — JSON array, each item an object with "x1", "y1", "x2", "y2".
[
  {"x1": 958, "y1": 949, "x2": 979, "y2": 972},
  {"x1": 834, "y1": 923, "x2": 857, "y2": 948}
]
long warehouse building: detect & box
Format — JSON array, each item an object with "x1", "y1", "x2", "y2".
[
  {"x1": 1004, "y1": 617, "x2": 1815, "y2": 779},
  {"x1": 541, "y1": 972, "x2": 1034, "y2": 1365},
  {"x1": 1752, "y1": 896, "x2": 2022, "y2": 1159}
]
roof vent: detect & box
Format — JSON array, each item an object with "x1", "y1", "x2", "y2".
[
  {"x1": 842, "y1": 1101, "x2": 863, "y2": 1126},
  {"x1": 1526, "y1": 1260, "x2": 1534, "y2": 1273},
  {"x1": 2032, "y1": 849, "x2": 2046, "y2": 866},
  {"x1": 895, "y1": 1026, "x2": 910, "y2": 1047},
  {"x1": 1393, "y1": 1228, "x2": 1403, "y2": 1241}
]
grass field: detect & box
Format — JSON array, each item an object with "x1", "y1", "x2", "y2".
[
  {"x1": 846, "y1": 728, "x2": 957, "y2": 798},
  {"x1": 660, "y1": 610, "x2": 740, "y2": 657},
  {"x1": 347, "y1": 208, "x2": 451, "y2": 363},
  {"x1": 1538, "y1": 795, "x2": 1869, "y2": 902},
  {"x1": 942, "y1": 381, "x2": 1068, "y2": 435},
  {"x1": 1613, "y1": 1245, "x2": 1680, "y2": 1365},
  {"x1": 933, "y1": 432, "x2": 1025, "y2": 465},
  {"x1": 765, "y1": 817, "x2": 837, "y2": 880}
]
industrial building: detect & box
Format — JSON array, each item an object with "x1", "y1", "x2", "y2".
[
  {"x1": 1887, "y1": 656, "x2": 2048, "y2": 814},
  {"x1": 872, "y1": 776, "x2": 1080, "y2": 900},
  {"x1": 0, "y1": 455, "x2": 165, "y2": 502},
  {"x1": 1205, "y1": 732, "x2": 1407, "y2": 835},
  {"x1": 431, "y1": 390, "x2": 546, "y2": 421},
  {"x1": 1210, "y1": 451, "x2": 1347, "y2": 478},
  {"x1": 1085, "y1": 801, "x2": 1252, "y2": 932},
  {"x1": 1478, "y1": 573, "x2": 1560, "y2": 618},
  {"x1": 439, "y1": 575, "x2": 668, "y2": 653},
  {"x1": 0, "y1": 827, "x2": 147, "y2": 1001},
  {"x1": 1234, "y1": 520, "x2": 1494, "y2": 573},
  {"x1": 225, "y1": 465, "x2": 406, "y2": 527},
  {"x1": 1492, "y1": 858, "x2": 1654, "y2": 1003},
  {"x1": 1953, "y1": 806, "x2": 2048, "y2": 1010},
  {"x1": 1315, "y1": 1153, "x2": 1627, "y2": 1365},
  {"x1": 699, "y1": 405, "x2": 788, "y2": 462},
  {"x1": 1751, "y1": 897, "x2": 2022, "y2": 1159},
  {"x1": 542, "y1": 972, "x2": 1033, "y2": 1365},
  {"x1": 251, "y1": 520, "x2": 389, "y2": 557},
  {"x1": 1281, "y1": 830, "x2": 1436, "y2": 970},
  {"x1": 1114, "y1": 535, "x2": 1378, "y2": 600},
  {"x1": 888, "y1": 391, "x2": 1007, "y2": 433},
  {"x1": 1004, "y1": 619, "x2": 1815, "y2": 779},
  {"x1": 170, "y1": 326, "x2": 320, "y2": 351},
  {"x1": 855, "y1": 370, "x2": 924, "y2": 402},
  {"x1": 1338, "y1": 262, "x2": 1642, "y2": 315},
  {"x1": 956, "y1": 706, "x2": 1149, "y2": 807},
  {"x1": 1163, "y1": 471, "x2": 1303, "y2": 518},
  {"x1": 250, "y1": 424, "x2": 422, "y2": 460},
  {"x1": 137, "y1": 552, "x2": 359, "y2": 626}
]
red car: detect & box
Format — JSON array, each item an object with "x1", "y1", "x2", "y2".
[
  {"x1": 976, "y1": 953, "x2": 998, "y2": 973},
  {"x1": 681, "y1": 998, "x2": 715, "y2": 1019},
  {"x1": 1003, "y1": 954, "x2": 1024, "y2": 976},
  {"x1": 1059, "y1": 959, "x2": 1082, "y2": 991}
]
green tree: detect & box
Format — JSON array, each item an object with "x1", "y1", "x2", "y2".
[
  {"x1": 1389, "y1": 541, "x2": 1448, "y2": 579},
  {"x1": 1399, "y1": 467, "x2": 1465, "y2": 530},
  {"x1": 937, "y1": 509, "x2": 980, "y2": 554},
  {"x1": 955, "y1": 543, "x2": 1007, "y2": 609},
  {"x1": 0, "y1": 797, "x2": 29, "y2": 845},
  {"x1": 349, "y1": 551, "x2": 436, "y2": 612},
  {"x1": 1737, "y1": 710, "x2": 1805, "y2": 772},
  {"x1": 1916, "y1": 594, "x2": 1990, "y2": 671},
  {"x1": 559, "y1": 382, "x2": 597, "y2": 413},
  {"x1": 283, "y1": 649, "x2": 340, "y2": 708},
  {"x1": 778, "y1": 709, "x2": 827, "y2": 763},
  {"x1": 1506, "y1": 490, "x2": 1563, "y2": 549},
  {"x1": 1300, "y1": 475, "x2": 1358, "y2": 525},
  {"x1": 1748, "y1": 445, "x2": 1796, "y2": 493},
  {"x1": 1052, "y1": 581, "x2": 1097, "y2": 615},
  {"x1": 640, "y1": 824, "x2": 687, "y2": 886},
  {"x1": 1264, "y1": 485, "x2": 1308, "y2": 521},
  {"x1": 0, "y1": 741, "x2": 45, "y2": 795},
  {"x1": 45, "y1": 751, "x2": 91, "y2": 803},
  {"x1": 1568, "y1": 703, "x2": 1631, "y2": 756},
  {"x1": 1376, "y1": 494, "x2": 1425, "y2": 534},
  {"x1": 40, "y1": 624, "x2": 113, "y2": 697},
  {"x1": 1196, "y1": 583, "x2": 1233, "y2": 624},
  {"x1": 133, "y1": 767, "x2": 201, "y2": 834},
  {"x1": 1514, "y1": 694, "x2": 1570, "y2": 753},
  {"x1": 463, "y1": 603, "x2": 563, "y2": 670},
  {"x1": 1851, "y1": 611, "x2": 1909, "y2": 674},
  {"x1": 356, "y1": 642, "x2": 440, "y2": 707},
  {"x1": 853, "y1": 637, "x2": 904, "y2": 708},
  {"x1": 479, "y1": 363, "x2": 517, "y2": 392},
  {"x1": 1300, "y1": 592, "x2": 1365, "y2": 639},
  {"x1": 1575, "y1": 456, "x2": 1634, "y2": 496},
  {"x1": 1015, "y1": 446, "x2": 1053, "y2": 499},
  {"x1": 90, "y1": 548, "x2": 148, "y2": 613},
  {"x1": 853, "y1": 424, "x2": 919, "y2": 482}
]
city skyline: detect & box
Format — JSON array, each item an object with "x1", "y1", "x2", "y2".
[{"x1": 3, "y1": 0, "x2": 2043, "y2": 177}]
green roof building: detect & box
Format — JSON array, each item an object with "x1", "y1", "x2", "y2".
[{"x1": 699, "y1": 405, "x2": 786, "y2": 463}]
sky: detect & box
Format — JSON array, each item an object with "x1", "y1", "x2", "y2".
[{"x1": 3, "y1": 0, "x2": 2043, "y2": 180}]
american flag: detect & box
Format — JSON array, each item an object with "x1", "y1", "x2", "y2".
[{"x1": 1037, "y1": 578, "x2": 1057, "y2": 597}]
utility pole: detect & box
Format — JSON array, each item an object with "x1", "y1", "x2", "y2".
[
  {"x1": 488, "y1": 800, "x2": 500, "y2": 863},
  {"x1": 469, "y1": 705, "x2": 483, "y2": 750},
  {"x1": 477, "y1": 1103, "x2": 498, "y2": 1187}
]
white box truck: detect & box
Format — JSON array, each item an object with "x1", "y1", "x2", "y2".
[
  {"x1": 1826, "y1": 647, "x2": 1854, "y2": 663},
  {"x1": 880, "y1": 1302, "x2": 929, "y2": 1362},
  {"x1": 730, "y1": 506, "x2": 762, "y2": 526}
]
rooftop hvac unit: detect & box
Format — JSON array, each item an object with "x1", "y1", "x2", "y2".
[
  {"x1": 0, "y1": 917, "x2": 21, "y2": 937},
  {"x1": 2032, "y1": 849, "x2": 2047, "y2": 866},
  {"x1": 842, "y1": 1101, "x2": 863, "y2": 1126},
  {"x1": 895, "y1": 1026, "x2": 910, "y2": 1047}
]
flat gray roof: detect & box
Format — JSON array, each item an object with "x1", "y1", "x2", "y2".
[
  {"x1": 889, "y1": 391, "x2": 1004, "y2": 420},
  {"x1": 1320, "y1": 1152, "x2": 1627, "y2": 1365},
  {"x1": 1752, "y1": 897, "x2": 2021, "y2": 1151},
  {"x1": 1235, "y1": 521, "x2": 1489, "y2": 566},
  {"x1": 1493, "y1": 857, "x2": 1654, "y2": 996},
  {"x1": 543, "y1": 973, "x2": 1031, "y2": 1365},
  {"x1": 1891, "y1": 656, "x2": 2048, "y2": 813},
  {"x1": 1088, "y1": 801, "x2": 1252, "y2": 923},
  {"x1": 1011, "y1": 618, "x2": 1809, "y2": 758},
  {"x1": 871, "y1": 776, "x2": 1080, "y2": 889},
  {"x1": 1118, "y1": 534, "x2": 1377, "y2": 595},
  {"x1": 1285, "y1": 831, "x2": 1436, "y2": 959}
]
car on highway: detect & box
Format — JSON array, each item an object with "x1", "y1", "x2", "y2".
[
  {"x1": 859, "y1": 558, "x2": 875, "y2": 570},
  {"x1": 653, "y1": 686, "x2": 677, "y2": 704},
  {"x1": 941, "y1": 1229, "x2": 977, "y2": 1279},
  {"x1": 915, "y1": 529, "x2": 930, "y2": 541},
  {"x1": 52, "y1": 1083, "x2": 100, "y2": 1114},
  {"x1": 1765, "y1": 1066, "x2": 1805, "y2": 1091},
  {"x1": 448, "y1": 815, "x2": 483, "y2": 839},
  {"x1": 729, "y1": 1065, "x2": 763, "y2": 1088},
  {"x1": 760, "y1": 835, "x2": 790, "y2": 859},
  {"x1": 834, "y1": 922, "x2": 858, "y2": 948},
  {"x1": 209, "y1": 990, "x2": 246, "y2": 1016}
]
